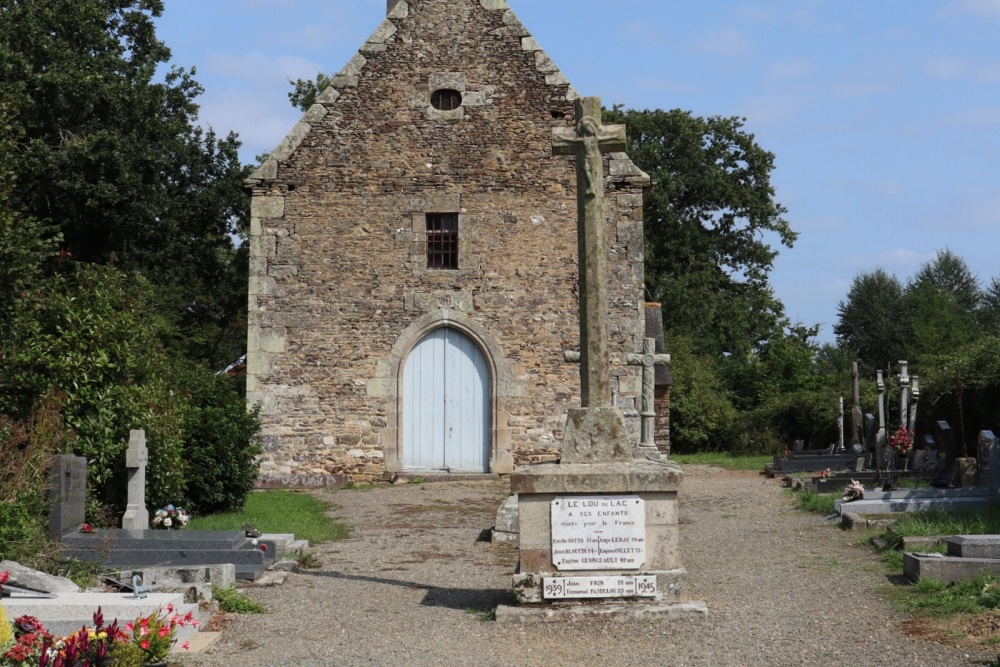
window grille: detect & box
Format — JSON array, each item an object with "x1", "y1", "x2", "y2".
[
  {"x1": 430, "y1": 89, "x2": 463, "y2": 111},
  {"x1": 426, "y1": 213, "x2": 458, "y2": 270}
]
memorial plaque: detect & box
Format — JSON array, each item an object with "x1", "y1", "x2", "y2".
[
  {"x1": 551, "y1": 495, "x2": 645, "y2": 570},
  {"x1": 543, "y1": 575, "x2": 657, "y2": 599}
]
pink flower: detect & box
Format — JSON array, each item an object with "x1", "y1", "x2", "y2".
[
  {"x1": 192, "y1": 619, "x2": 200, "y2": 629},
  {"x1": 139, "y1": 626, "x2": 150, "y2": 637},
  {"x1": 158, "y1": 626, "x2": 170, "y2": 638},
  {"x1": 181, "y1": 641, "x2": 190, "y2": 650},
  {"x1": 140, "y1": 640, "x2": 150, "y2": 650},
  {"x1": 166, "y1": 603, "x2": 174, "y2": 613},
  {"x1": 124, "y1": 621, "x2": 134, "y2": 632}
]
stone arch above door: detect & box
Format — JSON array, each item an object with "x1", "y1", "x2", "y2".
[{"x1": 370, "y1": 309, "x2": 523, "y2": 474}]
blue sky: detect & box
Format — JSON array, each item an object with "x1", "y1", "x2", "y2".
[{"x1": 154, "y1": 0, "x2": 1000, "y2": 343}]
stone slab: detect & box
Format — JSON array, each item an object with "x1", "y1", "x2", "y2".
[
  {"x1": 904, "y1": 552, "x2": 1000, "y2": 584},
  {"x1": 66, "y1": 547, "x2": 274, "y2": 567},
  {"x1": 835, "y1": 496, "x2": 992, "y2": 515},
  {"x1": 62, "y1": 529, "x2": 250, "y2": 549},
  {"x1": 513, "y1": 569, "x2": 686, "y2": 605},
  {"x1": 0, "y1": 560, "x2": 81, "y2": 594},
  {"x1": 495, "y1": 600, "x2": 708, "y2": 623},
  {"x1": 559, "y1": 407, "x2": 633, "y2": 464},
  {"x1": 494, "y1": 494, "x2": 519, "y2": 533},
  {"x1": 121, "y1": 564, "x2": 236, "y2": 591},
  {"x1": 947, "y1": 535, "x2": 1000, "y2": 559},
  {"x1": 510, "y1": 460, "x2": 683, "y2": 495},
  {"x1": 550, "y1": 495, "x2": 645, "y2": 570},
  {"x1": 863, "y1": 487, "x2": 990, "y2": 500}
]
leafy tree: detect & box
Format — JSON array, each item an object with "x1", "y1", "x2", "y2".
[
  {"x1": 663, "y1": 334, "x2": 739, "y2": 453},
  {"x1": 976, "y1": 277, "x2": 1000, "y2": 336},
  {"x1": 834, "y1": 268, "x2": 908, "y2": 375},
  {"x1": 904, "y1": 281, "x2": 979, "y2": 367},
  {"x1": 604, "y1": 107, "x2": 796, "y2": 357},
  {"x1": 289, "y1": 71, "x2": 334, "y2": 112},
  {"x1": 0, "y1": 264, "x2": 186, "y2": 511},
  {"x1": 0, "y1": 0, "x2": 250, "y2": 368},
  {"x1": 909, "y1": 248, "x2": 981, "y2": 313}
]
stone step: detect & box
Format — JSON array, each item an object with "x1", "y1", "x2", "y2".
[
  {"x1": 62, "y1": 529, "x2": 252, "y2": 551},
  {"x1": 2, "y1": 592, "x2": 208, "y2": 643},
  {"x1": 904, "y1": 552, "x2": 1000, "y2": 584},
  {"x1": 835, "y1": 496, "x2": 992, "y2": 515},
  {"x1": 260, "y1": 533, "x2": 309, "y2": 558},
  {"x1": 947, "y1": 535, "x2": 1000, "y2": 559}
]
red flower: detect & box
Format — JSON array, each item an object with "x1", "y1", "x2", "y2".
[{"x1": 140, "y1": 639, "x2": 151, "y2": 650}]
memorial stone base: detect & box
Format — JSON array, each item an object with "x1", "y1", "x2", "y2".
[{"x1": 497, "y1": 456, "x2": 708, "y2": 622}]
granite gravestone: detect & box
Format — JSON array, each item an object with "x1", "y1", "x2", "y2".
[
  {"x1": 48, "y1": 454, "x2": 87, "y2": 540},
  {"x1": 978, "y1": 431, "x2": 1000, "y2": 495},
  {"x1": 122, "y1": 430, "x2": 149, "y2": 530},
  {"x1": 501, "y1": 97, "x2": 705, "y2": 620}
]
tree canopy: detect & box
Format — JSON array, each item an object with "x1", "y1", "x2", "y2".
[{"x1": 604, "y1": 107, "x2": 797, "y2": 358}]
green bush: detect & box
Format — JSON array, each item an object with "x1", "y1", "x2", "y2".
[
  {"x1": 177, "y1": 366, "x2": 262, "y2": 514},
  {"x1": 0, "y1": 264, "x2": 186, "y2": 512}
]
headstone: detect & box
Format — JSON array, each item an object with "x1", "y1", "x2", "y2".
[
  {"x1": 0, "y1": 560, "x2": 80, "y2": 595},
  {"x1": 644, "y1": 303, "x2": 673, "y2": 455},
  {"x1": 909, "y1": 375, "x2": 920, "y2": 433},
  {"x1": 625, "y1": 337, "x2": 670, "y2": 452},
  {"x1": 865, "y1": 413, "x2": 876, "y2": 454},
  {"x1": 898, "y1": 361, "x2": 911, "y2": 430},
  {"x1": 122, "y1": 430, "x2": 149, "y2": 530},
  {"x1": 837, "y1": 397, "x2": 845, "y2": 452},
  {"x1": 978, "y1": 431, "x2": 1000, "y2": 495},
  {"x1": 48, "y1": 454, "x2": 87, "y2": 540},
  {"x1": 793, "y1": 439, "x2": 805, "y2": 453},
  {"x1": 850, "y1": 362, "x2": 864, "y2": 447},
  {"x1": 875, "y1": 370, "x2": 887, "y2": 470},
  {"x1": 935, "y1": 421, "x2": 955, "y2": 457}
]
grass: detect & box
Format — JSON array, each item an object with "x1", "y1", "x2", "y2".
[
  {"x1": 794, "y1": 490, "x2": 838, "y2": 514},
  {"x1": 671, "y1": 452, "x2": 772, "y2": 471},
  {"x1": 189, "y1": 490, "x2": 348, "y2": 544},
  {"x1": 890, "y1": 507, "x2": 1000, "y2": 538},
  {"x1": 888, "y1": 575, "x2": 1000, "y2": 617},
  {"x1": 213, "y1": 585, "x2": 267, "y2": 614}
]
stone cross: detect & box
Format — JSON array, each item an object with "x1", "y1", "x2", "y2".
[
  {"x1": 121, "y1": 429, "x2": 149, "y2": 530},
  {"x1": 897, "y1": 360, "x2": 910, "y2": 430},
  {"x1": 909, "y1": 375, "x2": 920, "y2": 433},
  {"x1": 875, "y1": 370, "x2": 886, "y2": 469},
  {"x1": 626, "y1": 337, "x2": 671, "y2": 448},
  {"x1": 850, "y1": 361, "x2": 864, "y2": 447},
  {"x1": 837, "y1": 396, "x2": 845, "y2": 452},
  {"x1": 553, "y1": 96, "x2": 626, "y2": 409}
]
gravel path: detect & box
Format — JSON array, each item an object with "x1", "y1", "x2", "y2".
[{"x1": 182, "y1": 466, "x2": 990, "y2": 667}]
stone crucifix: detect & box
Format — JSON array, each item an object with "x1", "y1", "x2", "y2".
[
  {"x1": 121, "y1": 429, "x2": 149, "y2": 530},
  {"x1": 553, "y1": 96, "x2": 626, "y2": 408},
  {"x1": 626, "y1": 337, "x2": 671, "y2": 448},
  {"x1": 897, "y1": 360, "x2": 910, "y2": 430},
  {"x1": 875, "y1": 370, "x2": 886, "y2": 470}
]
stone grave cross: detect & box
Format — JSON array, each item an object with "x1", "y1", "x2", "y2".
[
  {"x1": 898, "y1": 360, "x2": 911, "y2": 430},
  {"x1": 876, "y1": 369, "x2": 886, "y2": 469},
  {"x1": 626, "y1": 337, "x2": 670, "y2": 448},
  {"x1": 851, "y1": 361, "x2": 864, "y2": 448},
  {"x1": 121, "y1": 429, "x2": 149, "y2": 530},
  {"x1": 553, "y1": 96, "x2": 626, "y2": 409}
]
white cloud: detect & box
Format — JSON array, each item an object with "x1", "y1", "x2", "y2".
[
  {"x1": 943, "y1": 0, "x2": 1000, "y2": 18},
  {"x1": 841, "y1": 249, "x2": 930, "y2": 271},
  {"x1": 197, "y1": 88, "x2": 303, "y2": 160},
  {"x1": 689, "y1": 27, "x2": 755, "y2": 59},
  {"x1": 926, "y1": 56, "x2": 1000, "y2": 83},
  {"x1": 943, "y1": 107, "x2": 1000, "y2": 126},
  {"x1": 204, "y1": 52, "x2": 324, "y2": 85},
  {"x1": 765, "y1": 58, "x2": 815, "y2": 82}
]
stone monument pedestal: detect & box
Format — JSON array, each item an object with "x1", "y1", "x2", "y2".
[{"x1": 497, "y1": 409, "x2": 707, "y2": 622}]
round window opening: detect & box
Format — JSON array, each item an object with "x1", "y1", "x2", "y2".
[{"x1": 431, "y1": 89, "x2": 463, "y2": 111}]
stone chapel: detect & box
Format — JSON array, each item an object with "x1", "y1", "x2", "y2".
[{"x1": 245, "y1": 0, "x2": 652, "y2": 487}]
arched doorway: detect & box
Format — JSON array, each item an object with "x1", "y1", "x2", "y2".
[{"x1": 403, "y1": 327, "x2": 490, "y2": 472}]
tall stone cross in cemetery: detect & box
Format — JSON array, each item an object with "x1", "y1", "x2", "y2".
[
  {"x1": 851, "y1": 361, "x2": 864, "y2": 448},
  {"x1": 501, "y1": 96, "x2": 704, "y2": 619},
  {"x1": 553, "y1": 96, "x2": 626, "y2": 410}
]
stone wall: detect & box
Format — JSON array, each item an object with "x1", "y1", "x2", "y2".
[{"x1": 245, "y1": 0, "x2": 649, "y2": 485}]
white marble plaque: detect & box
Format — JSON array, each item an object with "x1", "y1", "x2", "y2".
[
  {"x1": 550, "y1": 495, "x2": 645, "y2": 570},
  {"x1": 543, "y1": 575, "x2": 658, "y2": 599}
]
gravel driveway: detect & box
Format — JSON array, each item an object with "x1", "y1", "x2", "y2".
[{"x1": 181, "y1": 466, "x2": 990, "y2": 667}]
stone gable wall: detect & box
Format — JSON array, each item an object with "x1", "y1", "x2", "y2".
[{"x1": 246, "y1": 0, "x2": 649, "y2": 485}]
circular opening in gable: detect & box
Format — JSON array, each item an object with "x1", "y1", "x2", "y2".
[{"x1": 431, "y1": 89, "x2": 463, "y2": 111}]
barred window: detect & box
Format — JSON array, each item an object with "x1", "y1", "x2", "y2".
[
  {"x1": 431, "y1": 89, "x2": 463, "y2": 111},
  {"x1": 426, "y1": 213, "x2": 458, "y2": 270}
]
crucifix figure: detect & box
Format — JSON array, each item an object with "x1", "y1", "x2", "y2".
[
  {"x1": 898, "y1": 360, "x2": 911, "y2": 430},
  {"x1": 626, "y1": 337, "x2": 671, "y2": 448},
  {"x1": 553, "y1": 97, "x2": 626, "y2": 409}
]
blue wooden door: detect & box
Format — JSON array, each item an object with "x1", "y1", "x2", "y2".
[{"x1": 403, "y1": 328, "x2": 490, "y2": 471}]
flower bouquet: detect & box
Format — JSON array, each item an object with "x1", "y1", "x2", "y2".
[
  {"x1": 842, "y1": 479, "x2": 865, "y2": 502},
  {"x1": 889, "y1": 425, "x2": 914, "y2": 457},
  {"x1": 150, "y1": 504, "x2": 190, "y2": 529},
  {"x1": 817, "y1": 468, "x2": 831, "y2": 480},
  {"x1": 126, "y1": 604, "x2": 195, "y2": 664}
]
